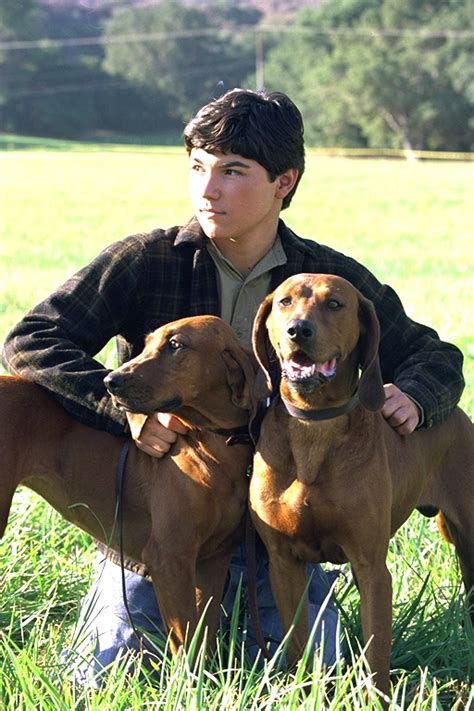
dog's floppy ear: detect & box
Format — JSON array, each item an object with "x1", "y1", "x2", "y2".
[
  {"x1": 357, "y1": 294, "x2": 385, "y2": 411},
  {"x1": 222, "y1": 346, "x2": 256, "y2": 410},
  {"x1": 252, "y1": 292, "x2": 276, "y2": 399}
]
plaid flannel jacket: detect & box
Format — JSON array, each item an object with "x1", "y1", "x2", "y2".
[{"x1": 2, "y1": 217, "x2": 464, "y2": 433}]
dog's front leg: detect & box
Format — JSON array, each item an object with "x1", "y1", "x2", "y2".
[
  {"x1": 267, "y1": 549, "x2": 309, "y2": 666},
  {"x1": 195, "y1": 551, "x2": 234, "y2": 648},
  {"x1": 143, "y1": 538, "x2": 198, "y2": 657},
  {"x1": 351, "y1": 555, "x2": 392, "y2": 698}
]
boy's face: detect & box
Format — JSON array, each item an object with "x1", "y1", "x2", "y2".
[{"x1": 188, "y1": 148, "x2": 293, "y2": 249}]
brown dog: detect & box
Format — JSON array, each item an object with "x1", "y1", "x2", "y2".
[
  {"x1": 249, "y1": 273, "x2": 473, "y2": 697},
  {"x1": 0, "y1": 315, "x2": 256, "y2": 656}
]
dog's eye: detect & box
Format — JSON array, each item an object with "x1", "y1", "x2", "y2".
[
  {"x1": 168, "y1": 337, "x2": 183, "y2": 351},
  {"x1": 327, "y1": 299, "x2": 342, "y2": 310},
  {"x1": 278, "y1": 297, "x2": 292, "y2": 307}
]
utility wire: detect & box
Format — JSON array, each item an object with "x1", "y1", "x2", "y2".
[
  {"x1": 2, "y1": 59, "x2": 256, "y2": 99},
  {"x1": 7, "y1": 80, "x2": 129, "y2": 98},
  {"x1": 1, "y1": 57, "x2": 254, "y2": 83},
  {"x1": 1, "y1": 25, "x2": 473, "y2": 51}
]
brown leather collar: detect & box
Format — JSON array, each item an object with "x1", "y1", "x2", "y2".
[
  {"x1": 279, "y1": 392, "x2": 360, "y2": 421},
  {"x1": 210, "y1": 424, "x2": 253, "y2": 447}
]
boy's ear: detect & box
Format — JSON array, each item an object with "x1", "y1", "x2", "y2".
[{"x1": 275, "y1": 168, "x2": 299, "y2": 199}]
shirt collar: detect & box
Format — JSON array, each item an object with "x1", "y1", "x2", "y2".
[{"x1": 206, "y1": 233, "x2": 287, "y2": 282}]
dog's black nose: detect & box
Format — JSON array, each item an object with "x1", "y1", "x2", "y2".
[
  {"x1": 287, "y1": 319, "x2": 314, "y2": 343},
  {"x1": 104, "y1": 372, "x2": 127, "y2": 394}
]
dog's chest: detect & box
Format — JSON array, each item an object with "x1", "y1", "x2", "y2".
[
  {"x1": 287, "y1": 418, "x2": 351, "y2": 483},
  {"x1": 252, "y1": 451, "x2": 343, "y2": 549}
]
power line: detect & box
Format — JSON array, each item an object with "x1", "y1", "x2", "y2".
[
  {"x1": 1, "y1": 57, "x2": 254, "y2": 83},
  {"x1": 1, "y1": 25, "x2": 473, "y2": 51},
  {"x1": 6, "y1": 80, "x2": 128, "y2": 98},
  {"x1": 2, "y1": 58, "x2": 256, "y2": 99},
  {"x1": 0, "y1": 28, "x2": 216, "y2": 50}
]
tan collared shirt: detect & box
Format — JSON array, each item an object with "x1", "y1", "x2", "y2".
[{"x1": 206, "y1": 236, "x2": 287, "y2": 348}]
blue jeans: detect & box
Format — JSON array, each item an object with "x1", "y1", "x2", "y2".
[{"x1": 63, "y1": 545, "x2": 340, "y2": 685}]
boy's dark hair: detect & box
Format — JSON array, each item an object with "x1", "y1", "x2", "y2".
[{"x1": 183, "y1": 88, "x2": 305, "y2": 209}]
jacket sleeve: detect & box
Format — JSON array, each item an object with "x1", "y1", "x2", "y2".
[
  {"x1": 343, "y1": 260, "x2": 465, "y2": 428},
  {"x1": 1, "y1": 235, "x2": 149, "y2": 435}
]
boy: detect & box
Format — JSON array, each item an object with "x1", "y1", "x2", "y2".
[{"x1": 2, "y1": 89, "x2": 464, "y2": 681}]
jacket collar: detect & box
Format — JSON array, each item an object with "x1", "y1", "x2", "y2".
[
  {"x1": 173, "y1": 217, "x2": 207, "y2": 247},
  {"x1": 173, "y1": 216, "x2": 308, "y2": 252}
]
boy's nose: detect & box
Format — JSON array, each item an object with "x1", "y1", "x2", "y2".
[{"x1": 202, "y1": 176, "x2": 220, "y2": 200}]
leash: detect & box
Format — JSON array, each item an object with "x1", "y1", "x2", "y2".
[
  {"x1": 279, "y1": 391, "x2": 359, "y2": 421},
  {"x1": 210, "y1": 421, "x2": 273, "y2": 660},
  {"x1": 243, "y1": 403, "x2": 278, "y2": 662},
  {"x1": 113, "y1": 426, "x2": 255, "y2": 654},
  {"x1": 244, "y1": 509, "x2": 272, "y2": 660},
  {"x1": 114, "y1": 439, "x2": 149, "y2": 647}
]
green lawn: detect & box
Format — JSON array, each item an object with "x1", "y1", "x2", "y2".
[{"x1": 0, "y1": 145, "x2": 473, "y2": 709}]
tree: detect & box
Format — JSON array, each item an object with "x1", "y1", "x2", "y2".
[
  {"x1": 0, "y1": 0, "x2": 164, "y2": 138},
  {"x1": 0, "y1": 0, "x2": 41, "y2": 127},
  {"x1": 0, "y1": 0, "x2": 110, "y2": 136},
  {"x1": 263, "y1": 0, "x2": 474, "y2": 150},
  {"x1": 103, "y1": 0, "x2": 257, "y2": 127}
]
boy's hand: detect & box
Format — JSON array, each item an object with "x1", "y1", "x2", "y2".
[
  {"x1": 382, "y1": 384, "x2": 420, "y2": 435},
  {"x1": 131, "y1": 412, "x2": 189, "y2": 458}
]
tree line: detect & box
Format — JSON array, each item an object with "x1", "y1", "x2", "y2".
[{"x1": 1, "y1": 0, "x2": 473, "y2": 151}]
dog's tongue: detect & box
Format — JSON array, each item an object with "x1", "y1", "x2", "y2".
[
  {"x1": 283, "y1": 355, "x2": 337, "y2": 380},
  {"x1": 316, "y1": 357, "x2": 337, "y2": 377}
]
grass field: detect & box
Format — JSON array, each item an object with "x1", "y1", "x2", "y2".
[{"x1": 0, "y1": 144, "x2": 473, "y2": 709}]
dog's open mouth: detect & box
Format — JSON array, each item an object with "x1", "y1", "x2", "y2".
[{"x1": 281, "y1": 351, "x2": 338, "y2": 386}]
